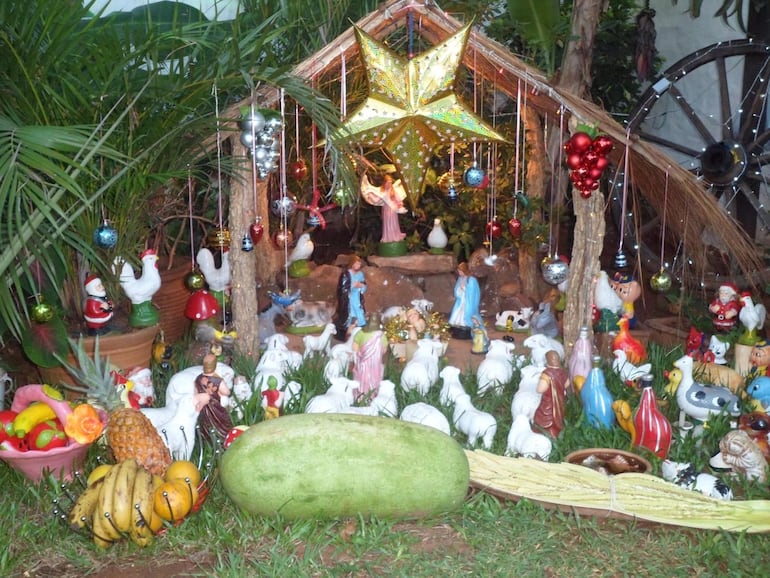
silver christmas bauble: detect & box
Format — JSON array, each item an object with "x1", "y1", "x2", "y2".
[
  {"x1": 541, "y1": 255, "x2": 569, "y2": 286},
  {"x1": 239, "y1": 110, "x2": 265, "y2": 134},
  {"x1": 271, "y1": 195, "x2": 297, "y2": 217}
]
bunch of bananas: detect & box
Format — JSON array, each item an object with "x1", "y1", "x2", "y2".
[
  {"x1": 69, "y1": 459, "x2": 163, "y2": 548},
  {"x1": 68, "y1": 459, "x2": 202, "y2": 549}
]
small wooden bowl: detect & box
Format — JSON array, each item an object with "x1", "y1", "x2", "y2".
[{"x1": 564, "y1": 448, "x2": 652, "y2": 475}]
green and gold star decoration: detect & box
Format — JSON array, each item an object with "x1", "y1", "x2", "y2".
[{"x1": 331, "y1": 22, "x2": 506, "y2": 209}]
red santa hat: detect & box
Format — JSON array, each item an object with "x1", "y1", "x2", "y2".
[
  {"x1": 718, "y1": 282, "x2": 738, "y2": 295},
  {"x1": 84, "y1": 274, "x2": 101, "y2": 292}
]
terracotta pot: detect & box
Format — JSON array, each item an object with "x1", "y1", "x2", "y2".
[
  {"x1": 155, "y1": 259, "x2": 193, "y2": 343},
  {"x1": 564, "y1": 448, "x2": 652, "y2": 475},
  {"x1": 39, "y1": 324, "x2": 158, "y2": 396}
]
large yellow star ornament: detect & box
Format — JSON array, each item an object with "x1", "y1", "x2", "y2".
[{"x1": 332, "y1": 23, "x2": 506, "y2": 208}]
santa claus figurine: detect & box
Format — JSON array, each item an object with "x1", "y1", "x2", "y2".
[
  {"x1": 709, "y1": 282, "x2": 740, "y2": 333},
  {"x1": 83, "y1": 274, "x2": 114, "y2": 335}
]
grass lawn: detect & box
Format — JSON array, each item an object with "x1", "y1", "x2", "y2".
[{"x1": 2, "y1": 341, "x2": 769, "y2": 577}]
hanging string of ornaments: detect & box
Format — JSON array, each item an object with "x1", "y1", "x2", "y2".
[{"x1": 564, "y1": 127, "x2": 613, "y2": 199}]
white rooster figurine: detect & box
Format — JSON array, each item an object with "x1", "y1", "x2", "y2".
[
  {"x1": 611, "y1": 349, "x2": 652, "y2": 384},
  {"x1": 114, "y1": 249, "x2": 161, "y2": 327},
  {"x1": 739, "y1": 292, "x2": 766, "y2": 344},
  {"x1": 196, "y1": 247, "x2": 231, "y2": 293}
]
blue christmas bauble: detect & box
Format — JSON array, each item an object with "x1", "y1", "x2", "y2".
[
  {"x1": 463, "y1": 164, "x2": 485, "y2": 188},
  {"x1": 93, "y1": 223, "x2": 118, "y2": 249}
]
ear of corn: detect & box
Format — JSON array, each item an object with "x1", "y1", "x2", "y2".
[{"x1": 466, "y1": 450, "x2": 770, "y2": 533}]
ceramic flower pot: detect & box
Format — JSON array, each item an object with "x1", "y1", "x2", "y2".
[{"x1": 0, "y1": 441, "x2": 91, "y2": 482}]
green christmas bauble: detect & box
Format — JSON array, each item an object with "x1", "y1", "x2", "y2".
[
  {"x1": 30, "y1": 302, "x2": 55, "y2": 323},
  {"x1": 650, "y1": 269, "x2": 673, "y2": 292},
  {"x1": 185, "y1": 271, "x2": 206, "y2": 291}
]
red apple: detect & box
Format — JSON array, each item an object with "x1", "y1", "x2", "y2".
[
  {"x1": 0, "y1": 409, "x2": 18, "y2": 445},
  {"x1": 27, "y1": 418, "x2": 68, "y2": 451}
]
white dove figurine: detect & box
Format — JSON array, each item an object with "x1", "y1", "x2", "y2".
[{"x1": 611, "y1": 349, "x2": 652, "y2": 383}]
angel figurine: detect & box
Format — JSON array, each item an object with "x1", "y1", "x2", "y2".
[{"x1": 361, "y1": 172, "x2": 407, "y2": 244}]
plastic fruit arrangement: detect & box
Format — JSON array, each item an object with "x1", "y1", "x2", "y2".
[{"x1": 0, "y1": 384, "x2": 104, "y2": 482}]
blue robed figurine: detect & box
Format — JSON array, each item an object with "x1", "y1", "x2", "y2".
[{"x1": 449, "y1": 262, "x2": 481, "y2": 338}]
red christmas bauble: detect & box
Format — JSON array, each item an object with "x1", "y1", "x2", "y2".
[
  {"x1": 569, "y1": 132, "x2": 593, "y2": 153},
  {"x1": 566, "y1": 152, "x2": 583, "y2": 170},
  {"x1": 594, "y1": 156, "x2": 609, "y2": 171},
  {"x1": 508, "y1": 217, "x2": 522, "y2": 239},
  {"x1": 582, "y1": 150, "x2": 599, "y2": 167},
  {"x1": 249, "y1": 219, "x2": 264, "y2": 244},
  {"x1": 592, "y1": 135, "x2": 614, "y2": 156},
  {"x1": 289, "y1": 159, "x2": 308, "y2": 181},
  {"x1": 486, "y1": 219, "x2": 502, "y2": 239},
  {"x1": 272, "y1": 228, "x2": 294, "y2": 248},
  {"x1": 579, "y1": 189, "x2": 593, "y2": 199}
]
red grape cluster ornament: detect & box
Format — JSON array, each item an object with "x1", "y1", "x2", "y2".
[{"x1": 565, "y1": 129, "x2": 613, "y2": 198}]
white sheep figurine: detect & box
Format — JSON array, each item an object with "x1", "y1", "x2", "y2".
[
  {"x1": 305, "y1": 376, "x2": 357, "y2": 414},
  {"x1": 476, "y1": 339, "x2": 517, "y2": 395},
  {"x1": 439, "y1": 365, "x2": 467, "y2": 407},
  {"x1": 400, "y1": 402, "x2": 451, "y2": 436},
  {"x1": 506, "y1": 414, "x2": 552, "y2": 460},
  {"x1": 302, "y1": 322, "x2": 336, "y2": 358},
  {"x1": 510, "y1": 365, "x2": 544, "y2": 421},
  {"x1": 400, "y1": 339, "x2": 443, "y2": 395},
  {"x1": 323, "y1": 342, "x2": 354, "y2": 381},
  {"x1": 340, "y1": 380, "x2": 398, "y2": 417},
  {"x1": 522, "y1": 334, "x2": 565, "y2": 368},
  {"x1": 452, "y1": 393, "x2": 497, "y2": 449}
]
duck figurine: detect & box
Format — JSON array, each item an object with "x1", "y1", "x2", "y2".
[
  {"x1": 671, "y1": 355, "x2": 741, "y2": 423},
  {"x1": 612, "y1": 316, "x2": 647, "y2": 365},
  {"x1": 427, "y1": 218, "x2": 448, "y2": 254},
  {"x1": 663, "y1": 367, "x2": 683, "y2": 398}
]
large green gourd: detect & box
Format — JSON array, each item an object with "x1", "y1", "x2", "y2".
[{"x1": 220, "y1": 413, "x2": 469, "y2": 519}]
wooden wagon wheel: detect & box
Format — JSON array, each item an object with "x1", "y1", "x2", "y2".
[{"x1": 612, "y1": 39, "x2": 770, "y2": 289}]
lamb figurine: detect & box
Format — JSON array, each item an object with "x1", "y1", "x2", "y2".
[
  {"x1": 505, "y1": 413, "x2": 552, "y2": 460},
  {"x1": 400, "y1": 402, "x2": 451, "y2": 436},
  {"x1": 452, "y1": 393, "x2": 497, "y2": 450},
  {"x1": 522, "y1": 333, "x2": 565, "y2": 368},
  {"x1": 323, "y1": 343, "x2": 354, "y2": 382},
  {"x1": 510, "y1": 365, "x2": 544, "y2": 421},
  {"x1": 340, "y1": 380, "x2": 398, "y2": 418},
  {"x1": 439, "y1": 365, "x2": 467, "y2": 407},
  {"x1": 476, "y1": 339, "x2": 517, "y2": 395},
  {"x1": 400, "y1": 339, "x2": 443, "y2": 395},
  {"x1": 302, "y1": 322, "x2": 336, "y2": 358},
  {"x1": 305, "y1": 376, "x2": 357, "y2": 414}
]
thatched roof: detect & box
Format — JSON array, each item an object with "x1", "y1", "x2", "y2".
[{"x1": 248, "y1": 0, "x2": 764, "y2": 286}]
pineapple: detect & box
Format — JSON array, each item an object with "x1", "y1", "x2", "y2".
[{"x1": 61, "y1": 337, "x2": 172, "y2": 477}]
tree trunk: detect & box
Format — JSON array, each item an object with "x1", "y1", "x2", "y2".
[
  {"x1": 519, "y1": 105, "x2": 546, "y2": 298},
  {"x1": 229, "y1": 143, "x2": 269, "y2": 358},
  {"x1": 557, "y1": 0, "x2": 605, "y2": 356}
]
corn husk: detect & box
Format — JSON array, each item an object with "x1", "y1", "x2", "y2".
[{"x1": 467, "y1": 450, "x2": 770, "y2": 533}]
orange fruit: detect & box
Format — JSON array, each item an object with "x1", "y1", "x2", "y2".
[
  {"x1": 164, "y1": 459, "x2": 201, "y2": 487},
  {"x1": 153, "y1": 480, "x2": 193, "y2": 521}
]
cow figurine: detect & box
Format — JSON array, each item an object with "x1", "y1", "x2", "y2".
[
  {"x1": 495, "y1": 307, "x2": 534, "y2": 332},
  {"x1": 285, "y1": 299, "x2": 334, "y2": 328}
]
